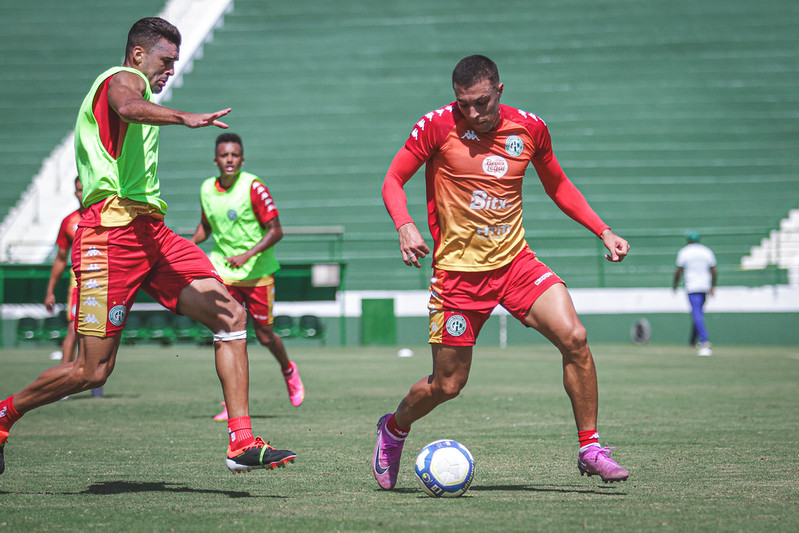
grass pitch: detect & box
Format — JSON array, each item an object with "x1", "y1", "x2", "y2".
[{"x1": 1, "y1": 342, "x2": 798, "y2": 532}]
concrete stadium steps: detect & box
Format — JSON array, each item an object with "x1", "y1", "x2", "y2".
[
  {"x1": 152, "y1": 0, "x2": 798, "y2": 290},
  {"x1": 2, "y1": 0, "x2": 797, "y2": 290}
]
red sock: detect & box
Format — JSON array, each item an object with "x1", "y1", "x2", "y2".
[
  {"x1": 0, "y1": 395, "x2": 21, "y2": 435},
  {"x1": 282, "y1": 365, "x2": 294, "y2": 378},
  {"x1": 578, "y1": 429, "x2": 600, "y2": 450},
  {"x1": 227, "y1": 416, "x2": 255, "y2": 450},
  {"x1": 386, "y1": 414, "x2": 410, "y2": 440}
]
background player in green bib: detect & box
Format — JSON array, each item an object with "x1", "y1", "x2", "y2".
[{"x1": 193, "y1": 134, "x2": 305, "y2": 418}]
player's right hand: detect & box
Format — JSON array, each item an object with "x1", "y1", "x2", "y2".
[
  {"x1": 44, "y1": 293, "x2": 56, "y2": 313},
  {"x1": 185, "y1": 108, "x2": 231, "y2": 129}
]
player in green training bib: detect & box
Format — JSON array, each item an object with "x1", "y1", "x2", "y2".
[
  {"x1": 0, "y1": 17, "x2": 297, "y2": 477},
  {"x1": 193, "y1": 134, "x2": 305, "y2": 416}
]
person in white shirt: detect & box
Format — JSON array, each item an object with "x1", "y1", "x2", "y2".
[{"x1": 673, "y1": 232, "x2": 717, "y2": 356}]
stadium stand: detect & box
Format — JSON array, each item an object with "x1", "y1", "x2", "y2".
[
  {"x1": 1, "y1": 0, "x2": 797, "y2": 302},
  {"x1": 154, "y1": 0, "x2": 799, "y2": 289},
  {"x1": 0, "y1": 0, "x2": 167, "y2": 235}
]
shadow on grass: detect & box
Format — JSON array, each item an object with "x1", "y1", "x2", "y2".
[
  {"x1": 381, "y1": 483, "x2": 625, "y2": 496},
  {"x1": 60, "y1": 393, "x2": 138, "y2": 401},
  {"x1": 0, "y1": 481, "x2": 283, "y2": 499},
  {"x1": 79, "y1": 481, "x2": 249, "y2": 498},
  {"x1": 79, "y1": 480, "x2": 284, "y2": 499},
  {"x1": 471, "y1": 483, "x2": 626, "y2": 495}
]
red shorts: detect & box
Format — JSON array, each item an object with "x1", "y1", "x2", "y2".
[
  {"x1": 71, "y1": 216, "x2": 221, "y2": 337},
  {"x1": 428, "y1": 246, "x2": 563, "y2": 346},
  {"x1": 227, "y1": 279, "x2": 275, "y2": 326}
]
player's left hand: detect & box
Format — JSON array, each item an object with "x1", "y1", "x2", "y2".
[
  {"x1": 225, "y1": 253, "x2": 250, "y2": 269},
  {"x1": 397, "y1": 223, "x2": 430, "y2": 268},
  {"x1": 600, "y1": 229, "x2": 630, "y2": 262}
]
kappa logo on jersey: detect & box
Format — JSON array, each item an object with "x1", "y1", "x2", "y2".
[
  {"x1": 86, "y1": 263, "x2": 101, "y2": 272},
  {"x1": 505, "y1": 135, "x2": 524, "y2": 157},
  {"x1": 482, "y1": 155, "x2": 508, "y2": 178},
  {"x1": 445, "y1": 314, "x2": 468, "y2": 337},
  {"x1": 84, "y1": 279, "x2": 101, "y2": 289},
  {"x1": 83, "y1": 297, "x2": 101, "y2": 307},
  {"x1": 85, "y1": 246, "x2": 102, "y2": 257},
  {"x1": 108, "y1": 305, "x2": 127, "y2": 327},
  {"x1": 0, "y1": 406, "x2": 7, "y2": 419},
  {"x1": 469, "y1": 190, "x2": 511, "y2": 211},
  {"x1": 410, "y1": 105, "x2": 454, "y2": 140},
  {"x1": 517, "y1": 109, "x2": 544, "y2": 124},
  {"x1": 253, "y1": 182, "x2": 277, "y2": 213},
  {"x1": 261, "y1": 193, "x2": 276, "y2": 211},
  {"x1": 461, "y1": 130, "x2": 480, "y2": 141},
  {"x1": 84, "y1": 314, "x2": 100, "y2": 324}
]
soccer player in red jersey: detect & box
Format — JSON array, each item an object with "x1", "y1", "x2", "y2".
[
  {"x1": 373, "y1": 55, "x2": 630, "y2": 488},
  {"x1": 43, "y1": 177, "x2": 103, "y2": 398},
  {"x1": 44, "y1": 177, "x2": 83, "y2": 365},
  {"x1": 0, "y1": 17, "x2": 294, "y2": 476}
]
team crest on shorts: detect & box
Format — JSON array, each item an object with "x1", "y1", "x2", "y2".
[
  {"x1": 227, "y1": 209, "x2": 238, "y2": 221},
  {"x1": 445, "y1": 314, "x2": 467, "y2": 337},
  {"x1": 505, "y1": 135, "x2": 524, "y2": 157},
  {"x1": 108, "y1": 305, "x2": 127, "y2": 327}
]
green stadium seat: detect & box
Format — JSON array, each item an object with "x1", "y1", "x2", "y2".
[
  {"x1": 17, "y1": 317, "x2": 43, "y2": 343},
  {"x1": 148, "y1": 311, "x2": 176, "y2": 346},
  {"x1": 298, "y1": 315, "x2": 325, "y2": 345},
  {"x1": 174, "y1": 315, "x2": 205, "y2": 345},
  {"x1": 273, "y1": 315, "x2": 296, "y2": 338},
  {"x1": 122, "y1": 312, "x2": 150, "y2": 345},
  {"x1": 42, "y1": 313, "x2": 68, "y2": 343}
]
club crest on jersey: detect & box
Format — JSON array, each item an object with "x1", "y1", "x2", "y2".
[
  {"x1": 445, "y1": 314, "x2": 468, "y2": 337},
  {"x1": 482, "y1": 155, "x2": 508, "y2": 178},
  {"x1": 227, "y1": 209, "x2": 238, "y2": 221},
  {"x1": 108, "y1": 305, "x2": 127, "y2": 327},
  {"x1": 505, "y1": 135, "x2": 524, "y2": 157}
]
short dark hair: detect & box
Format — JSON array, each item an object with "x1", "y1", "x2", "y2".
[
  {"x1": 452, "y1": 55, "x2": 500, "y2": 89},
  {"x1": 216, "y1": 133, "x2": 243, "y2": 149},
  {"x1": 126, "y1": 17, "x2": 181, "y2": 57}
]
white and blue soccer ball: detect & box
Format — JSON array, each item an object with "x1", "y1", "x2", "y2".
[{"x1": 414, "y1": 439, "x2": 475, "y2": 498}]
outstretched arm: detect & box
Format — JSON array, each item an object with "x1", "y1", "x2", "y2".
[
  {"x1": 107, "y1": 70, "x2": 230, "y2": 128},
  {"x1": 382, "y1": 147, "x2": 429, "y2": 268},
  {"x1": 533, "y1": 154, "x2": 629, "y2": 262}
]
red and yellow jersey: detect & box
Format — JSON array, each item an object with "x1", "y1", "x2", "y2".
[
  {"x1": 56, "y1": 209, "x2": 83, "y2": 250},
  {"x1": 403, "y1": 102, "x2": 554, "y2": 271},
  {"x1": 56, "y1": 208, "x2": 83, "y2": 290}
]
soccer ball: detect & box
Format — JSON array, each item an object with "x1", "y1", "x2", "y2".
[{"x1": 414, "y1": 439, "x2": 475, "y2": 498}]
